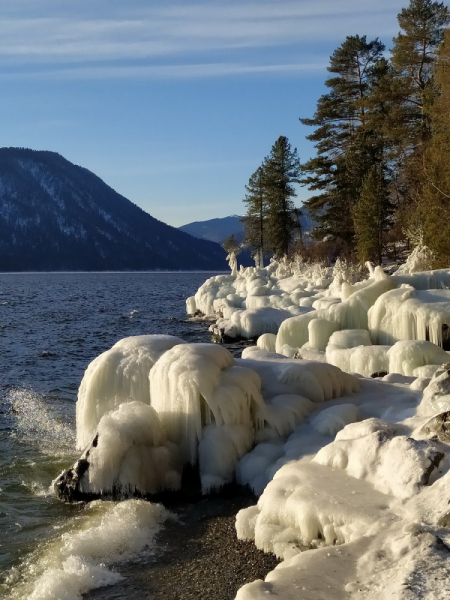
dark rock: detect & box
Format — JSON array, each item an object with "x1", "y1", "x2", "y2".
[
  {"x1": 420, "y1": 411, "x2": 450, "y2": 444},
  {"x1": 438, "y1": 510, "x2": 450, "y2": 528},
  {"x1": 54, "y1": 434, "x2": 98, "y2": 502},
  {"x1": 371, "y1": 371, "x2": 388, "y2": 378}
]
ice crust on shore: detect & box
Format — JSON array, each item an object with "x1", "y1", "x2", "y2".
[
  {"x1": 65, "y1": 251, "x2": 450, "y2": 600},
  {"x1": 235, "y1": 382, "x2": 450, "y2": 600},
  {"x1": 75, "y1": 338, "x2": 360, "y2": 495},
  {"x1": 187, "y1": 258, "x2": 450, "y2": 385}
]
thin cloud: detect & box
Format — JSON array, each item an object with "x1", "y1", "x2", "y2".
[
  {"x1": 3, "y1": 61, "x2": 327, "y2": 81},
  {"x1": 0, "y1": 0, "x2": 406, "y2": 66}
]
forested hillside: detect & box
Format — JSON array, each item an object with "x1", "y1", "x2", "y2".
[{"x1": 0, "y1": 148, "x2": 228, "y2": 271}]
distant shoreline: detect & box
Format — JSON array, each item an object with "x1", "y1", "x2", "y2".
[{"x1": 0, "y1": 270, "x2": 228, "y2": 275}]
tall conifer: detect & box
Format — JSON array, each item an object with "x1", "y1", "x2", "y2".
[
  {"x1": 421, "y1": 29, "x2": 450, "y2": 265},
  {"x1": 353, "y1": 165, "x2": 389, "y2": 264},
  {"x1": 264, "y1": 136, "x2": 301, "y2": 258},
  {"x1": 242, "y1": 165, "x2": 269, "y2": 267},
  {"x1": 300, "y1": 36, "x2": 386, "y2": 254}
]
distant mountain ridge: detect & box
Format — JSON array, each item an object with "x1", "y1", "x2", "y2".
[
  {"x1": 179, "y1": 210, "x2": 315, "y2": 249},
  {"x1": 179, "y1": 215, "x2": 245, "y2": 245},
  {"x1": 0, "y1": 148, "x2": 228, "y2": 271}
]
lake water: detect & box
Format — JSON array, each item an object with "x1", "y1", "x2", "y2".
[{"x1": 0, "y1": 272, "x2": 236, "y2": 599}]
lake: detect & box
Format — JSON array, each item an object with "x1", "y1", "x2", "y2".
[{"x1": 0, "y1": 272, "x2": 230, "y2": 598}]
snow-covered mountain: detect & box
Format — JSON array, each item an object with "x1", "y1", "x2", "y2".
[{"x1": 0, "y1": 148, "x2": 228, "y2": 271}]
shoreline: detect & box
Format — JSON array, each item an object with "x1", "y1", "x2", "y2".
[{"x1": 84, "y1": 490, "x2": 280, "y2": 600}]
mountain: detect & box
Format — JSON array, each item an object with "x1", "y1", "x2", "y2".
[
  {"x1": 179, "y1": 211, "x2": 316, "y2": 268},
  {"x1": 0, "y1": 148, "x2": 228, "y2": 271},
  {"x1": 179, "y1": 211, "x2": 315, "y2": 246},
  {"x1": 178, "y1": 215, "x2": 245, "y2": 245}
]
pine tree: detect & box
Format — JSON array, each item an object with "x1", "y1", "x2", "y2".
[
  {"x1": 300, "y1": 36, "x2": 386, "y2": 254},
  {"x1": 223, "y1": 234, "x2": 241, "y2": 256},
  {"x1": 264, "y1": 136, "x2": 301, "y2": 257},
  {"x1": 353, "y1": 165, "x2": 389, "y2": 264},
  {"x1": 391, "y1": 0, "x2": 449, "y2": 137},
  {"x1": 242, "y1": 165, "x2": 269, "y2": 267},
  {"x1": 421, "y1": 28, "x2": 450, "y2": 265},
  {"x1": 389, "y1": 0, "x2": 450, "y2": 238}
]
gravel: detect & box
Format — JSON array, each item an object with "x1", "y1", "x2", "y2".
[{"x1": 85, "y1": 489, "x2": 280, "y2": 600}]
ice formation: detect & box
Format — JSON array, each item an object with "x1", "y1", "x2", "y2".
[
  {"x1": 387, "y1": 340, "x2": 450, "y2": 376},
  {"x1": 369, "y1": 287, "x2": 450, "y2": 347},
  {"x1": 187, "y1": 256, "x2": 450, "y2": 383},
  {"x1": 176, "y1": 253, "x2": 450, "y2": 599},
  {"x1": 149, "y1": 342, "x2": 270, "y2": 492},
  {"x1": 79, "y1": 402, "x2": 182, "y2": 496},
  {"x1": 76, "y1": 335, "x2": 185, "y2": 449},
  {"x1": 314, "y1": 420, "x2": 443, "y2": 499},
  {"x1": 72, "y1": 335, "x2": 363, "y2": 496},
  {"x1": 238, "y1": 348, "x2": 360, "y2": 402},
  {"x1": 232, "y1": 358, "x2": 450, "y2": 600},
  {"x1": 418, "y1": 363, "x2": 450, "y2": 416}
]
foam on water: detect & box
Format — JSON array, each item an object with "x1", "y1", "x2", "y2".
[{"x1": 5, "y1": 499, "x2": 171, "y2": 600}]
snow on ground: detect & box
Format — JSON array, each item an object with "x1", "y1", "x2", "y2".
[{"x1": 66, "y1": 250, "x2": 450, "y2": 599}]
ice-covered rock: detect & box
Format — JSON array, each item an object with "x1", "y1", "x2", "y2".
[
  {"x1": 237, "y1": 349, "x2": 360, "y2": 402},
  {"x1": 420, "y1": 411, "x2": 450, "y2": 443},
  {"x1": 387, "y1": 340, "x2": 449, "y2": 376},
  {"x1": 369, "y1": 287, "x2": 450, "y2": 347},
  {"x1": 418, "y1": 363, "x2": 450, "y2": 416},
  {"x1": 307, "y1": 318, "x2": 339, "y2": 351},
  {"x1": 314, "y1": 420, "x2": 444, "y2": 499},
  {"x1": 150, "y1": 344, "x2": 264, "y2": 492},
  {"x1": 326, "y1": 344, "x2": 390, "y2": 377},
  {"x1": 56, "y1": 402, "x2": 182, "y2": 499},
  {"x1": 76, "y1": 335, "x2": 185, "y2": 449},
  {"x1": 216, "y1": 307, "x2": 301, "y2": 339},
  {"x1": 256, "y1": 333, "x2": 277, "y2": 353},
  {"x1": 328, "y1": 329, "x2": 372, "y2": 349},
  {"x1": 236, "y1": 460, "x2": 394, "y2": 559}
]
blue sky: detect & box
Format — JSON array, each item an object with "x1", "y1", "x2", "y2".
[{"x1": 1, "y1": 0, "x2": 408, "y2": 227}]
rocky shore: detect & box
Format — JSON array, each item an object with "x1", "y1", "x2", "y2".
[{"x1": 84, "y1": 490, "x2": 279, "y2": 600}]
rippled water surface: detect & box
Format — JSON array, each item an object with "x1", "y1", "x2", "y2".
[{"x1": 0, "y1": 272, "x2": 225, "y2": 596}]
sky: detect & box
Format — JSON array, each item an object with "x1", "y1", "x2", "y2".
[{"x1": 1, "y1": 0, "x2": 409, "y2": 227}]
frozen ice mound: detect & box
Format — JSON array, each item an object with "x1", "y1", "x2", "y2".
[
  {"x1": 76, "y1": 334, "x2": 185, "y2": 450},
  {"x1": 149, "y1": 343, "x2": 265, "y2": 491},
  {"x1": 236, "y1": 460, "x2": 394, "y2": 559},
  {"x1": 314, "y1": 419, "x2": 443, "y2": 499},
  {"x1": 80, "y1": 401, "x2": 182, "y2": 496},
  {"x1": 256, "y1": 333, "x2": 277, "y2": 352},
  {"x1": 326, "y1": 344, "x2": 390, "y2": 377},
  {"x1": 229, "y1": 307, "x2": 301, "y2": 338},
  {"x1": 418, "y1": 363, "x2": 450, "y2": 416},
  {"x1": 369, "y1": 287, "x2": 450, "y2": 347},
  {"x1": 238, "y1": 348, "x2": 360, "y2": 402},
  {"x1": 387, "y1": 340, "x2": 450, "y2": 376}
]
